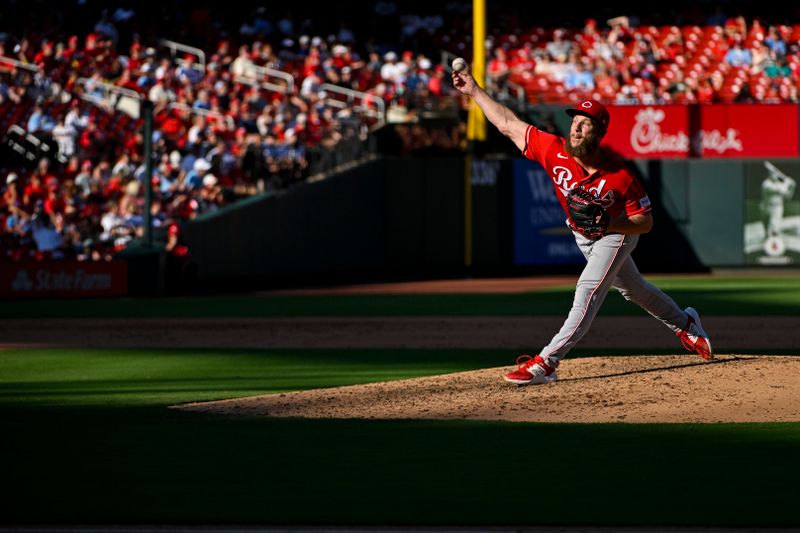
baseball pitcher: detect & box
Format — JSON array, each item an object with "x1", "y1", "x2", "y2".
[{"x1": 452, "y1": 67, "x2": 713, "y2": 385}]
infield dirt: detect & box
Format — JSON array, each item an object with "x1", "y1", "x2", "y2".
[{"x1": 176, "y1": 354, "x2": 800, "y2": 423}]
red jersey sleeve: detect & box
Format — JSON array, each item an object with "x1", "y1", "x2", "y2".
[
  {"x1": 623, "y1": 177, "x2": 652, "y2": 217},
  {"x1": 521, "y1": 124, "x2": 560, "y2": 165}
]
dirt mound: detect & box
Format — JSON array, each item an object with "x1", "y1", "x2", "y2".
[{"x1": 177, "y1": 355, "x2": 800, "y2": 423}]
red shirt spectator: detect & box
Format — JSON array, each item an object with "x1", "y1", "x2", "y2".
[
  {"x1": 24, "y1": 176, "x2": 46, "y2": 208},
  {"x1": 429, "y1": 65, "x2": 445, "y2": 96},
  {"x1": 488, "y1": 48, "x2": 510, "y2": 84},
  {"x1": 44, "y1": 189, "x2": 65, "y2": 216}
]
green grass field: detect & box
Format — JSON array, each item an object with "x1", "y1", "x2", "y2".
[
  {"x1": 4, "y1": 275, "x2": 800, "y2": 318},
  {"x1": 3, "y1": 275, "x2": 800, "y2": 527}
]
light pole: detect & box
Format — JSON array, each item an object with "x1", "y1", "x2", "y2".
[{"x1": 141, "y1": 98, "x2": 154, "y2": 249}]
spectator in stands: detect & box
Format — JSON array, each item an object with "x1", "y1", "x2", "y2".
[
  {"x1": 74, "y1": 160, "x2": 94, "y2": 195},
  {"x1": 724, "y1": 15, "x2": 748, "y2": 43},
  {"x1": 300, "y1": 72, "x2": 323, "y2": 99},
  {"x1": 27, "y1": 104, "x2": 54, "y2": 133},
  {"x1": 30, "y1": 204, "x2": 64, "y2": 257},
  {"x1": 488, "y1": 48, "x2": 510, "y2": 88},
  {"x1": 52, "y1": 118, "x2": 76, "y2": 160},
  {"x1": 724, "y1": 40, "x2": 753, "y2": 67},
  {"x1": 547, "y1": 29, "x2": 573, "y2": 60},
  {"x1": 193, "y1": 89, "x2": 212, "y2": 111},
  {"x1": 3, "y1": 173, "x2": 21, "y2": 211},
  {"x1": 148, "y1": 78, "x2": 173, "y2": 106},
  {"x1": 695, "y1": 77, "x2": 716, "y2": 104},
  {"x1": 43, "y1": 180, "x2": 65, "y2": 218},
  {"x1": 750, "y1": 41, "x2": 770, "y2": 74},
  {"x1": 764, "y1": 53, "x2": 792, "y2": 79},
  {"x1": 186, "y1": 115, "x2": 207, "y2": 148},
  {"x1": 232, "y1": 45, "x2": 255, "y2": 78},
  {"x1": 764, "y1": 26, "x2": 787, "y2": 58},
  {"x1": 65, "y1": 100, "x2": 89, "y2": 133},
  {"x1": 509, "y1": 45, "x2": 535, "y2": 82},
  {"x1": 380, "y1": 51, "x2": 406, "y2": 86},
  {"x1": 564, "y1": 59, "x2": 595, "y2": 91},
  {"x1": 176, "y1": 54, "x2": 203, "y2": 86},
  {"x1": 185, "y1": 158, "x2": 211, "y2": 189}
]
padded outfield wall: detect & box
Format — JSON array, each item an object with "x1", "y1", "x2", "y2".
[{"x1": 183, "y1": 154, "x2": 799, "y2": 285}]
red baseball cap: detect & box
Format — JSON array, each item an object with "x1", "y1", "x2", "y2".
[{"x1": 566, "y1": 99, "x2": 610, "y2": 130}]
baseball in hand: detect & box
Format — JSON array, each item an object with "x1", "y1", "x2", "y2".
[{"x1": 452, "y1": 57, "x2": 468, "y2": 72}]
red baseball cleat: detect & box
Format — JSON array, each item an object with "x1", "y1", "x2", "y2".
[
  {"x1": 677, "y1": 307, "x2": 714, "y2": 360},
  {"x1": 504, "y1": 354, "x2": 558, "y2": 385}
]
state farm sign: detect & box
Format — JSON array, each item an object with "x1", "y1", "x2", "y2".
[
  {"x1": 0, "y1": 261, "x2": 127, "y2": 298},
  {"x1": 603, "y1": 104, "x2": 799, "y2": 158}
]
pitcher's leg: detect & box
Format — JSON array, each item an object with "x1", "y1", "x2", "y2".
[
  {"x1": 613, "y1": 258, "x2": 713, "y2": 359},
  {"x1": 540, "y1": 233, "x2": 638, "y2": 368},
  {"x1": 612, "y1": 258, "x2": 688, "y2": 333}
]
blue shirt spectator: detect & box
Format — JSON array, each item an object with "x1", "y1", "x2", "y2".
[
  {"x1": 765, "y1": 33, "x2": 786, "y2": 58},
  {"x1": 177, "y1": 65, "x2": 203, "y2": 86},
  {"x1": 724, "y1": 44, "x2": 752, "y2": 67},
  {"x1": 27, "y1": 105, "x2": 54, "y2": 133},
  {"x1": 565, "y1": 65, "x2": 595, "y2": 91}
]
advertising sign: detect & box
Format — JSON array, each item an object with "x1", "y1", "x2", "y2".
[
  {"x1": 743, "y1": 160, "x2": 800, "y2": 265},
  {"x1": 602, "y1": 105, "x2": 799, "y2": 159},
  {"x1": 0, "y1": 261, "x2": 128, "y2": 298},
  {"x1": 513, "y1": 159, "x2": 582, "y2": 265}
]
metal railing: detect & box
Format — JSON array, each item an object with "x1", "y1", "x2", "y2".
[
  {"x1": 233, "y1": 75, "x2": 286, "y2": 95},
  {"x1": 232, "y1": 64, "x2": 294, "y2": 94},
  {"x1": 168, "y1": 102, "x2": 235, "y2": 131},
  {"x1": 320, "y1": 83, "x2": 385, "y2": 128},
  {"x1": 0, "y1": 55, "x2": 41, "y2": 74},
  {"x1": 503, "y1": 80, "x2": 527, "y2": 110},
  {"x1": 6, "y1": 124, "x2": 56, "y2": 162},
  {"x1": 160, "y1": 39, "x2": 206, "y2": 73},
  {"x1": 440, "y1": 50, "x2": 459, "y2": 73},
  {"x1": 75, "y1": 77, "x2": 143, "y2": 118}
]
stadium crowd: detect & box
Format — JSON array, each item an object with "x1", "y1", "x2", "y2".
[
  {"x1": 486, "y1": 15, "x2": 800, "y2": 105},
  {"x1": 2, "y1": 3, "x2": 800, "y2": 261}
]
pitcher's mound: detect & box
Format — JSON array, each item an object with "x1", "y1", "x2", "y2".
[{"x1": 176, "y1": 355, "x2": 800, "y2": 423}]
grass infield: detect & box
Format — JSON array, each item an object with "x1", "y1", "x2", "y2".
[{"x1": 3, "y1": 347, "x2": 800, "y2": 526}]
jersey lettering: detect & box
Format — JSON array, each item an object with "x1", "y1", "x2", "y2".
[
  {"x1": 588, "y1": 179, "x2": 607, "y2": 197},
  {"x1": 551, "y1": 166, "x2": 576, "y2": 197},
  {"x1": 552, "y1": 166, "x2": 573, "y2": 186},
  {"x1": 523, "y1": 125, "x2": 651, "y2": 218}
]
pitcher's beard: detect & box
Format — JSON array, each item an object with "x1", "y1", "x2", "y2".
[{"x1": 565, "y1": 134, "x2": 601, "y2": 158}]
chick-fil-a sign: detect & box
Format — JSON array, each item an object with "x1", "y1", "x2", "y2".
[{"x1": 602, "y1": 104, "x2": 798, "y2": 158}]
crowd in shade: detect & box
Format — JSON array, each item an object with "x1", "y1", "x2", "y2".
[{"x1": 2, "y1": 2, "x2": 800, "y2": 261}]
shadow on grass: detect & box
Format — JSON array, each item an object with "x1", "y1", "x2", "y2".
[
  {"x1": 2, "y1": 402, "x2": 800, "y2": 527},
  {"x1": 3, "y1": 281, "x2": 800, "y2": 318}
]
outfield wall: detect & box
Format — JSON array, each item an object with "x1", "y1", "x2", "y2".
[
  {"x1": 183, "y1": 156, "x2": 799, "y2": 283},
  {"x1": 184, "y1": 157, "x2": 468, "y2": 282}
]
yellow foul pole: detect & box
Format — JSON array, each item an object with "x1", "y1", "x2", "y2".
[
  {"x1": 465, "y1": 0, "x2": 486, "y2": 268},
  {"x1": 467, "y1": 0, "x2": 486, "y2": 141}
]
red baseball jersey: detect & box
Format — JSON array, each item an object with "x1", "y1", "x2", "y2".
[{"x1": 522, "y1": 125, "x2": 652, "y2": 221}]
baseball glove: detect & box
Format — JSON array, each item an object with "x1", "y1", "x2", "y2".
[{"x1": 566, "y1": 187, "x2": 609, "y2": 239}]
